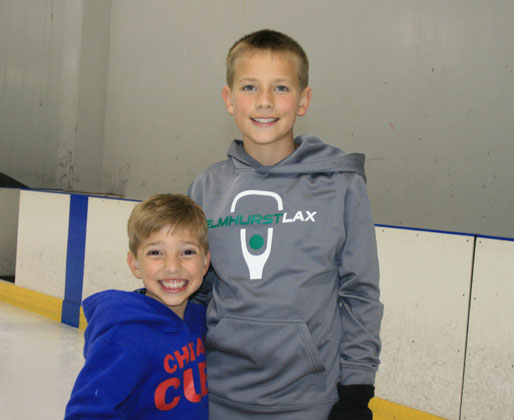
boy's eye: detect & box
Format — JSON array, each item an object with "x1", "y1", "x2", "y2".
[
  {"x1": 275, "y1": 85, "x2": 289, "y2": 92},
  {"x1": 146, "y1": 250, "x2": 161, "y2": 256},
  {"x1": 183, "y1": 249, "x2": 197, "y2": 256},
  {"x1": 242, "y1": 85, "x2": 256, "y2": 91}
]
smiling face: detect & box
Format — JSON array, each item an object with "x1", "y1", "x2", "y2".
[
  {"x1": 127, "y1": 225, "x2": 210, "y2": 319},
  {"x1": 222, "y1": 50, "x2": 312, "y2": 165}
]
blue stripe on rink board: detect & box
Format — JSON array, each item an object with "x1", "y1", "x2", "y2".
[{"x1": 61, "y1": 195, "x2": 89, "y2": 327}]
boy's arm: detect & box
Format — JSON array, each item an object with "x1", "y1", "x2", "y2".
[
  {"x1": 331, "y1": 174, "x2": 383, "y2": 419},
  {"x1": 65, "y1": 338, "x2": 145, "y2": 419}
]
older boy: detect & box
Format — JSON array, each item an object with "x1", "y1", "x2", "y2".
[
  {"x1": 188, "y1": 29, "x2": 383, "y2": 419},
  {"x1": 65, "y1": 194, "x2": 210, "y2": 419}
]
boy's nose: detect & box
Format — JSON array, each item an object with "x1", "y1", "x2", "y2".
[
  {"x1": 256, "y1": 90, "x2": 273, "y2": 109},
  {"x1": 164, "y1": 255, "x2": 180, "y2": 272}
]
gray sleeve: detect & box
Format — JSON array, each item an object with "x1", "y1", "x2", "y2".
[
  {"x1": 191, "y1": 266, "x2": 215, "y2": 306},
  {"x1": 187, "y1": 179, "x2": 214, "y2": 306},
  {"x1": 337, "y1": 174, "x2": 383, "y2": 385}
]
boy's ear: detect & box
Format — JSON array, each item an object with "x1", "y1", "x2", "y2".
[
  {"x1": 203, "y1": 251, "x2": 211, "y2": 276},
  {"x1": 221, "y1": 85, "x2": 235, "y2": 115},
  {"x1": 127, "y1": 251, "x2": 142, "y2": 279},
  {"x1": 296, "y1": 86, "x2": 312, "y2": 117}
]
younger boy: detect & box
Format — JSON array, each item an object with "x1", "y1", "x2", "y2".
[
  {"x1": 65, "y1": 194, "x2": 210, "y2": 419},
  {"x1": 188, "y1": 30, "x2": 383, "y2": 419}
]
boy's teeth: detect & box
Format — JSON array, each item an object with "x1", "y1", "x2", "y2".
[
  {"x1": 254, "y1": 118, "x2": 277, "y2": 123},
  {"x1": 161, "y1": 279, "x2": 186, "y2": 289}
]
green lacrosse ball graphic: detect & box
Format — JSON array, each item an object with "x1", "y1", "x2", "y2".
[{"x1": 249, "y1": 234, "x2": 265, "y2": 250}]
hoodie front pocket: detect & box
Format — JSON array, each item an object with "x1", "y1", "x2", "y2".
[{"x1": 206, "y1": 316, "x2": 326, "y2": 406}]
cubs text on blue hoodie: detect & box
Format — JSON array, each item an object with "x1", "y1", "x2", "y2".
[
  {"x1": 188, "y1": 135, "x2": 383, "y2": 420},
  {"x1": 64, "y1": 289, "x2": 208, "y2": 420}
]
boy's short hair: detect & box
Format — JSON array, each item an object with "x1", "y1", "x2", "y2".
[
  {"x1": 128, "y1": 194, "x2": 208, "y2": 255},
  {"x1": 226, "y1": 29, "x2": 309, "y2": 91}
]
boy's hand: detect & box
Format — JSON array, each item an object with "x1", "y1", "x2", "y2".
[{"x1": 328, "y1": 384, "x2": 374, "y2": 420}]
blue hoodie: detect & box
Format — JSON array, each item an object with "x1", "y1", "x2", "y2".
[{"x1": 65, "y1": 290, "x2": 208, "y2": 420}]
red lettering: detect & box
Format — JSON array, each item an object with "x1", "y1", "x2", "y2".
[
  {"x1": 196, "y1": 337, "x2": 205, "y2": 356},
  {"x1": 163, "y1": 354, "x2": 177, "y2": 373},
  {"x1": 188, "y1": 342, "x2": 196, "y2": 362},
  {"x1": 154, "y1": 378, "x2": 180, "y2": 411},
  {"x1": 183, "y1": 368, "x2": 201, "y2": 403},
  {"x1": 155, "y1": 360, "x2": 208, "y2": 410},
  {"x1": 183, "y1": 361, "x2": 208, "y2": 403},
  {"x1": 198, "y1": 361, "x2": 208, "y2": 396},
  {"x1": 173, "y1": 346, "x2": 190, "y2": 369}
]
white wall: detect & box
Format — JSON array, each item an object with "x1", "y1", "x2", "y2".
[{"x1": 1, "y1": 0, "x2": 513, "y2": 236}]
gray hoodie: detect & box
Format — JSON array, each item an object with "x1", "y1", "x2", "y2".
[{"x1": 188, "y1": 134, "x2": 383, "y2": 419}]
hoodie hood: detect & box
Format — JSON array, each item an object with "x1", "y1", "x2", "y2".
[
  {"x1": 82, "y1": 290, "x2": 184, "y2": 356},
  {"x1": 227, "y1": 134, "x2": 365, "y2": 180}
]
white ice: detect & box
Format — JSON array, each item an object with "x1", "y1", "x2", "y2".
[{"x1": 0, "y1": 301, "x2": 85, "y2": 420}]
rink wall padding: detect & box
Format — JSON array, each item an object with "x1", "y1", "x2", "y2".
[
  {"x1": 370, "y1": 398, "x2": 447, "y2": 420},
  {"x1": 14, "y1": 190, "x2": 70, "y2": 300},
  {"x1": 374, "y1": 226, "x2": 474, "y2": 419},
  {"x1": 2, "y1": 190, "x2": 514, "y2": 420},
  {"x1": 0, "y1": 279, "x2": 62, "y2": 322},
  {"x1": 62, "y1": 195, "x2": 88, "y2": 327},
  {"x1": 460, "y1": 237, "x2": 514, "y2": 419}
]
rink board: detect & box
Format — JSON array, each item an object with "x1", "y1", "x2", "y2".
[
  {"x1": 460, "y1": 237, "x2": 514, "y2": 420},
  {"x1": 375, "y1": 226, "x2": 473, "y2": 419},
  {"x1": 15, "y1": 190, "x2": 70, "y2": 299},
  {"x1": 5, "y1": 190, "x2": 514, "y2": 420},
  {"x1": 13, "y1": 191, "x2": 139, "y2": 327},
  {"x1": 82, "y1": 196, "x2": 139, "y2": 299}
]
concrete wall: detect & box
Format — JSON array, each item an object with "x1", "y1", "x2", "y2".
[
  {"x1": 1, "y1": 0, "x2": 513, "y2": 238},
  {"x1": 0, "y1": 0, "x2": 110, "y2": 192},
  {"x1": 5, "y1": 190, "x2": 514, "y2": 420},
  {"x1": 0, "y1": 188, "x2": 20, "y2": 279}
]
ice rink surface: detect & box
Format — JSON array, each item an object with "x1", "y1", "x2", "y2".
[{"x1": 0, "y1": 301, "x2": 85, "y2": 420}]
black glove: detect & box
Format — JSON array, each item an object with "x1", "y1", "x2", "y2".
[{"x1": 328, "y1": 383, "x2": 374, "y2": 420}]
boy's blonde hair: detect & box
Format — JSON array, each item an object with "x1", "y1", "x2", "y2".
[
  {"x1": 127, "y1": 194, "x2": 208, "y2": 255},
  {"x1": 226, "y1": 29, "x2": 309, "y2": 91}
]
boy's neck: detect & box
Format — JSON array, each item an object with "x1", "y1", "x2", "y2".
[{"x1": 243, "y1": 138, "x2": 297, "y2": 166}]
